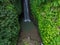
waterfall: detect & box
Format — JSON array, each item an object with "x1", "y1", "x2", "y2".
[{"x1": 24, "y1": 0, "x2": 31, "y2": 22}]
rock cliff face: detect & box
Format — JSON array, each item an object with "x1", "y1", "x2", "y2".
[
  {"x1": 30, "y1": 0, "x2": 60, "y2": 45},
  {"x1": 0, "y1": 0, "x2": 21, "y2": 45}
]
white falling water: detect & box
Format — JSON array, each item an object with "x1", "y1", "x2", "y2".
[{"x1": 24, "y1": 0, "x2": 31, "y2": 22}]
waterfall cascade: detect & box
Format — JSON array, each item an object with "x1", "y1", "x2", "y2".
[{"x1": 24, "y1": 0, "x2": 31, "y2": 22}]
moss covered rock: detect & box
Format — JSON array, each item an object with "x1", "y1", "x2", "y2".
[{"x1": 30, "y1": 0, "x2": 60, "y2": 45}]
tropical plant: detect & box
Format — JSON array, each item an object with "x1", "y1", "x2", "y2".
[{"x1": 30, "y1": 0, "x2": 60, "y2": 45}]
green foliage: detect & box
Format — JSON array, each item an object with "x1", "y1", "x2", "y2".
[
  {"x1": 30, "y1": 0, "x2": 60, "y2": 45},
  {"x1": 0, "y1": 0, "x2": 22, "y2": 14},
  {"x1": 0, "y1": 0, "x2": 21, "y2": 45},
  {"x1": 9, "y1": 0, "x2": 22, "y2": 14},
  {"x1": 14, "y1": 0, "x2": 22, "y2": 14}
]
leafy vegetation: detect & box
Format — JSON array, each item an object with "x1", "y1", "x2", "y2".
[
  {"x1": 30, "y1": 0, "x2": 60, "y2": 45},
  {"x1": 0, "y1": 0, "x2": 21, "y2": 45}
]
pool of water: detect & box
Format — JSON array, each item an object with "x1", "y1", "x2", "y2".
[{"x1": 21, "y1": 20, "x2": 36, "y2": 32}]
